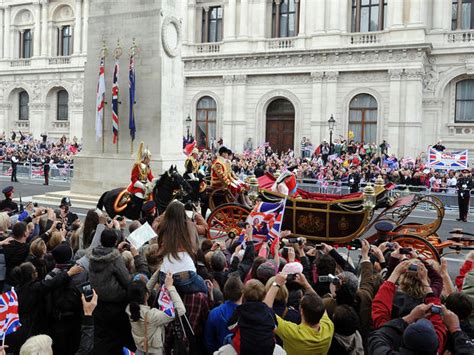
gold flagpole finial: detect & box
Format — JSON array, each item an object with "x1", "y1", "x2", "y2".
[
  {"x1": 100, "y1": 40, "x2": 108, "y2": 59},
  {"x1": 113, "y1": 39, "x2": 123, "y2": 60}
]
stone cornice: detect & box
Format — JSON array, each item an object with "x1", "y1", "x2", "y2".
[{"x1": 184, "y1": 44, "x2": 432, "y2": 73}]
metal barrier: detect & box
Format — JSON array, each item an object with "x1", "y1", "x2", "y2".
[{"x1": 0, "y1": 161, "x2": 73, "y2": 182}]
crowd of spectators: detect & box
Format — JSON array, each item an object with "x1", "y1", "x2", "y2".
[
  {"x1": 0, "y1": 131, "x2": 81, "y2": 166},
  {"x1": 0, "y1": 197, "x2": 472, "y2": 354},
  {"x1": 195, "y1": 138, "x2": 468, "y2": 194}
]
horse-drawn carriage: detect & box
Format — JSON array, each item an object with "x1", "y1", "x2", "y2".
[{"x1": 205, "y1": 173, "x2": 474, "y2": 261}]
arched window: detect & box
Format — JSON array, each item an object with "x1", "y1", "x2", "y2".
[
  {"x1": 351, "y1": 0, "x2": 387, "y2": 33},
  {"x1": 58, "y1": 26, "x2": 72, "y2": 56},
  {"x1": 272, "y1": 0, "x2": 299, "y2": 38},
  {"x1": 57, "y1": 90, "x2": 69, "y2": 121},
  {"x1": 196, "y1": 96, "x2": 217, "y2": 149},
  {"x1": 348, "y1": 94, "x2": 377, "y2": 143},
  {"x1": 455, "y1": 79, "x2": 474, "y2": 122},
  {"x1": 20, "y1": 29, "x2": 32, "y2": 59},
  {"x1": 19, "y1": 91, "x2": 29, "y2": 121}
]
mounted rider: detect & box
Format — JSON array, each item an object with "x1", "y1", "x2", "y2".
[
  {"x1": 127, "y1": 142, "x2": 154, "y2": 202},
  {"x1": 211, "y1": 146, "x2": 247, "y2": 195},
  {"x1": 184, "y1": 148, "x2": 206, "y2": 200}
]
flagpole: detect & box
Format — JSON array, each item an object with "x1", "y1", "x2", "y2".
[
  {"x1": 113, "y1": 40, "x2": 123, "y2": 155},
  {"x1": 129, "y1": 39, "x2": 137, "y2": 155},
  {"x1": 100, "y1": 41, "x2": 108, "y2": 154}
]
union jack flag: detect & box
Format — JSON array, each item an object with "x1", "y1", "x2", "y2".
[
  {"x1": 129, "y1": 53, "x2": 136, "y2": 141},
  {"x1": 96, "y1": 57, "x2": 106, "y2": 142},
  {"x1": 238, "y1": 200, "x2": 286, "y2": 246},
  {"x1": 122, "y1": 348, "x2": 135, "y2": 355},
  {"x1": 428, "y1": 148, "x2": 468, "y2": 170},
  {"x1": 158, "y1": 287, "x2": 175, "y2": 318},
  {"x1": 0, "y1": 289, "x2": 21, "y2": 339},
  {"x1": 112, "y1": 59, "x2": 120, "y2": 144}
]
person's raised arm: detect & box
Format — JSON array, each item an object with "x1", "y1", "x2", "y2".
[{"x1": 264, "y1": 273, "x2": 287, "y2": 309}]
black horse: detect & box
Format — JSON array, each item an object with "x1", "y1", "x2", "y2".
[{"x1": 96, "y1": 166, "x2": 193, "y2": 220}]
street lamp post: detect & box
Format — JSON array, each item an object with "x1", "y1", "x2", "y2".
[
  {"x1": 328, "y1": 114, "x2": 335, "y2": 154},
  {"x1": 185, "y1": 115, "x2": 192, "y2": 140}
]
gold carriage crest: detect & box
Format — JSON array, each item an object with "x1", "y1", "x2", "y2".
[
  {"x1": 338, "y1": 217, "x2": 350, "y2": 232},
  {"x1": 298, "y1": 213, "x2": 325, "y2": 233}
]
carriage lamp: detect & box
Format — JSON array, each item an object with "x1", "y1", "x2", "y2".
[
  {"x1": 363, "y1": 183, "x2": 376, "y2": 210},
  {"x1": 375, "y1": 175, "x2": 385, "y2": 192},
  {"x1": 248, "y1": 175, "x2": 259, "y2": 203}
]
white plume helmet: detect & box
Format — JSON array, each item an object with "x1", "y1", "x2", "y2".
[{"x1": 135, "y1": 141, "x2": 151, "y2": 164}]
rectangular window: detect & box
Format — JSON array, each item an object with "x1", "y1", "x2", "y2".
[
  {"x1": 352, "y1": 0, "x2": 386, "y2": 33},
  {"x1": 19, "y1": 30, "x2": 32, "y2": 59},
  {"x1": 202, "y1": 7, "x2": 223, "y2": 43},
  {"x1": 455, "y1": 80, "x2": 474, "y2": 122},
  {"x1": 272, "y1": 0, "x2": 299, "y2": 38},
  {"x1": 452, "y1": 0, "x2": 474, "y2": 30},
  {"x1": 59, "y1": 26, "x2": 72, "y2": 56},
  {"x1": 57, "y1": 90, "x2": 69, "y2": 121}
]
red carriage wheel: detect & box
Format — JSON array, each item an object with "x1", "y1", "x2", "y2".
[
  {"x1": 392, "y1": 234, "x2": 440, "y2": 262},
  {"x1": 207, "y1": 203, "x2": 251, "y2": 240}
]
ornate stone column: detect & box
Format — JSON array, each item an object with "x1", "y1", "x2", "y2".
[
  {"x1": 312, "y1": 0, "x2": 325, "y2": 33},
  {"x1": 407, "y1": 0, "x2": 421, "y2": 26},
  {"x1": 387, "y1": 69, "x2": 403, "y2": 156},
  {"x1": 224, "y1": 0, "x2": 236, "y2": 39},
  {"x1": 222, "y1": 75, "x2": 234, "y2": 146},
  {"x1": 403, "y1": 68, "x2": 424, "y2": 157},
  {"x1": 202, "y1": 7, "x2": 209, "y2": 42},
  {"x1": 33, "y1": 1, "x2": 41, "y2": 57},
  {"x1": 310, "y1": 72, "x2": 324, "y2": 144},
  {"x1": 239, "y1": 0, "x2": 248, "y2": 38},
  {"x1": 41, "y1": 0, "x2": 48, "y2": 56},
  {"x1": 187, "y1": 0, "x2": 195, "y2": 43},
  {"x1": 74, "y1": 0, "x2": 82, "y2": 54},
  {"x1": 275, "y1": 0, "x2": 281, "y2": 37},
  {"x1": 324, "y1": 72, "x2": 339, "y2": 138},
  {"x1": 327, "y1": 0, "x2": 340, "y2": 32},
  {"x1": 388, "y1": 0, "x2": 404, "y2": 28},
  {"x1": 4, "y1": 6, "x2": 10, "y2": 59},
  {"x1": 0, "y1": 8, "x2": 4, "y2": 58},
  {"x1": 233, "y1": 75, "x2": 247, "y2": 151},
  {"x1": 82, "y1": 0, "x2": 89, "y2": 54},
  {"x1": 432, "y1": 0, "x2": 450, "y2": 31}
]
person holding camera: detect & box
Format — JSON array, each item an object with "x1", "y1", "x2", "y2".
[{"x1": 58, "y1": 197, "x2": 78, "y2": 228}]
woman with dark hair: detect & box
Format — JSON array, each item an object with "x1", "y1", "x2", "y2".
[
  {"x1": 158, "y1": 200, "x2": 207, "y2": 294},
  {"x1": 126, "y1": 273, "x2": 186, "y2": 355},
  {"x1": 5, "y1": 261, "x2": 82, "y2": 354},
  {"x1": 82, "y1": 209, "x2": 99, "y2": 249}
]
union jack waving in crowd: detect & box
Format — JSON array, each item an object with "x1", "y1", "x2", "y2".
[{"x1": 0, "y1": 288, "x2": 21, "y2": 341}]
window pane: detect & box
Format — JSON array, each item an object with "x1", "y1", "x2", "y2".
[
  {"x1": 370, "y1": 5, "x2": 379, "y2": 31},
  {"x1": 456, "y1": 80, "x2": 474, "y2": 122},
  {"x1": 350, "y1": 94, "x2": 377, "y2": 108},
  {"x1": 57, "y1": 90, "x2": 69, "y2": 120},
  {"x1": 452, "y1": 2, "x2": 458, "y2": 30},
  {"x1": 349, "y1": 123, "x2": 362, "y2": 142},
  {"x1": 288, "y1": 0, "x2": 295, "y2": 12},
  {"x1": 456, "y1": 101, "x2": 474, "y2": 121},
  {"x1": 288, "y1": 13, "x2": 295, "y2": 36},
  {"x1": 462, "y1": 3, "x2": 472, "y2": 29},
  {"x1": 209, "y1": 121, "x2": 216, "y2": 144},
  {"x1": 383, "y1": 3, "x2": 387, "y2": 29},
  {"x1": 280, "y1": 13, "x2": 288, "y2": 37},
  {"x1": 362, "y1": 0, "x2": 370, "y2": 5},
  {"x1": 364, "y1": 123, "x2": 377, "y2": 143},
  {"x1": 456, "y1": 80, "x2": 474, "y2": 100},
  {"x1": 196, "y1": 121, "x2": 208, "y2": 148},
  {"x1": 216, "y1": 19, "x2": 223, "y2": 41},
  {"x1": 349, "y1": 110, "x2": 362, "y2": 122},
  {"x1": 197, "y1": 97, "x2": 216, "y2": 109},
  {"x1": 361, "y1": 7, "x2": 369, "y2": 32},
  {"x1": 19, "y1": 92, "x2": 29, "y2": 121},
  {"x1": 365, "y1": 109, "x2": 377, "y2": 122},
  {"x1": 281, "y1": 0, "x2": 288, "y2": 13},
  {"x1": 351, "y1": 6, "x2": 357, "y2": 32}
]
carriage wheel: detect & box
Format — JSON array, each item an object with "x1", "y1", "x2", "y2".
[
  {"x1": 392, "y1": 234, "x2": 440, "y2": 262},
  {"x1": 207, "y1": 203, "x2": 251, "y2": 240},
  {"x1": 393, "y1": 223, "x2": 443, "y2": 254}
]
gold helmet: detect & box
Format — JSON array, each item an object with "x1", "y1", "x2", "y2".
[{"x1": 136, "y1": 142, "x2": 151, "y2": 164}]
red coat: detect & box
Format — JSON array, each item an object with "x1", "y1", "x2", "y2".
[
  {"x1": 372, "y1": 280, "x2": 447, "y2": 354},
  {"x1": 127, "y1": 163, "x2": 154, "y2": 195},
  {"x1": 455, "y1": 260, "x2": 473, "y2": 291}
]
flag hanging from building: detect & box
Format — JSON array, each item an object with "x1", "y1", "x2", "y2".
[
  {"x1": 112, "y1": 59, "x2": 120, "y2": 144},
  {"x1": 129, "y1": 53, "x2": 136, "y2": 141},
  {"x1": 158, "y1": 287, "x2": 176, "y2": 318},
  {"x1": 95, "y1": 57, "x2": 106, "y2": 142},
  {"x1": 0, "y1": 288, "x2": 21, "y2": 339}
]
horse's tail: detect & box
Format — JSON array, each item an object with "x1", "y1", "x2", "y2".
[{"x1": 97, "y1": 191, "x2": 107, "y2": 211}]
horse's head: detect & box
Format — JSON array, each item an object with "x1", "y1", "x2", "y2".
[{"x1": 167, "y1": 165, "x2": 193, "y2": 196}]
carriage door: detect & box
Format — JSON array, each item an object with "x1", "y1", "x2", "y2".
[
  {"x1": 348, "y1": 94, "x2": 378, "y2": 144},
  {"x1": 265, "y1": 98, "x2": 295, "y2": 153}
]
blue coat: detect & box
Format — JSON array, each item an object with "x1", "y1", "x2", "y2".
[{"x1": 204, "y1": 301, "x2": 239, "y2": 353}]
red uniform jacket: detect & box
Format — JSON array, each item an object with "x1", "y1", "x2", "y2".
[{"x1": 127, "y1": 163, "x2": 154, "y2": 196}]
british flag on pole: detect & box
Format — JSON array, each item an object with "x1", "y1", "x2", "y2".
[
  {"x1": 0, "y1": 288, "x2": 21, "y2": 340},
  {"x1": 112, "y1": 59, "x2": 120, "y2": 144}
]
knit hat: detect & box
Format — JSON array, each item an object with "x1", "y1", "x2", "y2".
[
  {"x1": 100, "y1": 229, "x2": 117, "y2": 248},
  {"x1": 51, "y1": 242, "x2": 73, "y2": 264},
  {"x1": 256, "y1": 261, "x2": 277, "y2": 283},
  {"x1": 282, "y1": 262, "x2": 303, "y2": 275},
  {"x1": 401, "y1": 318, "x2": 438, "y2": 355}
]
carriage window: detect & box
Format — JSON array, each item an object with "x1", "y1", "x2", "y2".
[
  {"x1": 455, "y1": 79, "x2": 474, "y2": 122},
  {"x1": 348, "y1": 94, "x2": 378, "y2": 143},
  {"x1": 196, "y1": 96, "x2": 217, "y2": 150}
]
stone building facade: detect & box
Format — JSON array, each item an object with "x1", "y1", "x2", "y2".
[
  {"x1": 0, "y1": 0, "x2": 87, "y2": 140},
  {"x1": 182, "y1": 0, "x2": 474, "y2": 158}
]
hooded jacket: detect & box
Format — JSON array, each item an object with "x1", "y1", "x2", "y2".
[
  {"x1": 87, "y1": 246, "x2": 130, "y2": 302},
  {"x1": 328, "y1": 331, "x2": 364, "y2": 355}
]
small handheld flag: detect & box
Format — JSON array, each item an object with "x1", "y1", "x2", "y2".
[
  {"x1": 0, "y1": 288, "x2": 21, "y2": 342},
  {"x1": 157, "y1": 287, "x2": 175, "y2": 318}
]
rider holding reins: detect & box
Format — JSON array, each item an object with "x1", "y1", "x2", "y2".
[{"x1": 127, "y1": 142, "x2": 154, "y2": 203}]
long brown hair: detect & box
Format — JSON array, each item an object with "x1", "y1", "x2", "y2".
[{"x1": 158, "y1": 201, "x2": 194, "y2": 260}]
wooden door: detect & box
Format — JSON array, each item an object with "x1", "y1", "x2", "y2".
[{"x1": 266, "y1": 119, "x2": 294, "y2": 153}]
